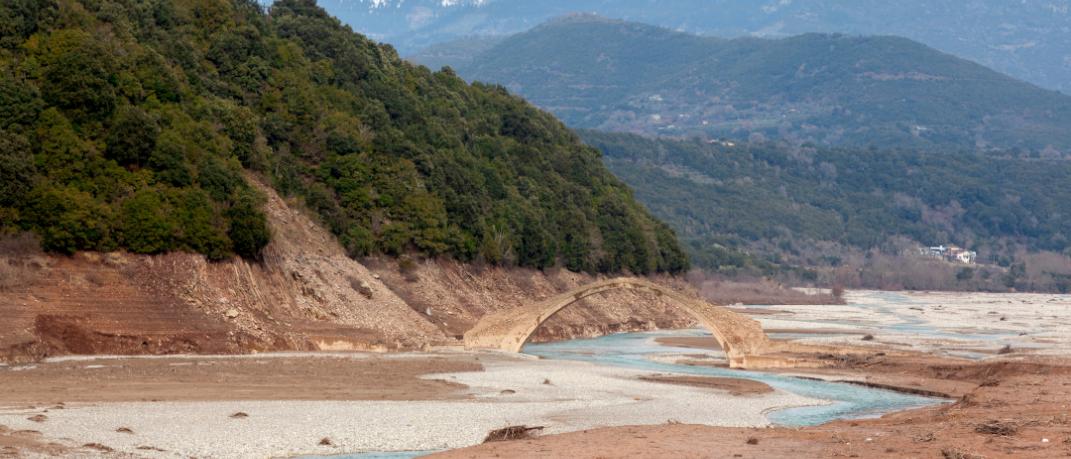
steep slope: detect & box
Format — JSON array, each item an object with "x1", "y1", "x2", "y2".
[
  {"x1": 422, "y1": 16, "x2": 1071, "y2": 153},
  {"x1": 324, "y1": 0, "x2": 1071, "y2": 94},
  {"x1": 0, "y1": 178, "x2": 699, "y2": 363},
  {"x1": 583, "y1": 130, "x2": 1071, "y2": 292},
  {"x1": 0, "y1": 179, "x2": 445, "y2": 362},
  {"x1": 0, "y1": 0, "x2": 686, "y2": 275}
]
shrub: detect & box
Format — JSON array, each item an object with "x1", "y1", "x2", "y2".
[
  {"x1": 119, "y1": 189, "x2": 176, "y2": 254},
  {"x1": 0, "y1": 231, "x2": 41, "y2": 257},
  {"x1": 398, "y1": 256, "x2": 419, "y2": 282},
  {"x1": 25, "y1": 186, "x2": 113, "y2": 254},
  {"x1": 148, "y1": 133, "x2": 194, "y2": 187},
  {"x1": 37, "y1": 29, "x2": 117, "y2": 121},
  {"x1": 225, "y1": 191, "x2": 271, "y2": 260},
  {"x1": 171, "y1": 189, "x2": 231, "y2": 260},
  {"x1": 106, "y1": 105, "x2": 159, "y2": 167},
  {"x1": 0, "y1": 131, "x2": 35, "y2": 206}
]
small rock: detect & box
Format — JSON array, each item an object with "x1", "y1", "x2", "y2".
[
  {"x1": 1042, "y1": 438, "x2": 1049, "y2": 443},
  {"x1": 82, "y1": 443, "x2": 114, "y2": 452},
  {"x1": 116, "y1": 427, "x2": 134, "y2": 434},
  {"x1": 27, "y1": 415, "x2": 47, "y2": 423},
  {"x1": 136, "y1": 446, "x2": 166, "y2": 452},
  {"x1": 746, "y1": 437, "x2": 759, "y2": 445},
  {"x1": 319, "y1": 437, "x2": 333, "y2": 446},
  {"x1": 225, "y1": 309, "x2": 240, "y2": 319},
  {"x1": 483, "y1": 425, "x2": 544, "y2": 443},
  {"x1": 499, "y1": 389, "x2": 516, "y2": 395},
  {"x1": 356, "y1": 280, "x2": 374, "y2": 299},
  {"x1": 230, "y1": 412, "x2": 249, "y2": 419}
]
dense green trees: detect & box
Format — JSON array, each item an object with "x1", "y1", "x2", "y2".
[
  {"x1": 584, "y1": 130, "x2": 1071, "y2": 274},
  {"x1": 106, "y1": 106, "x2": 160, "y2": 167},
  {"x1": 0, "y1": 0, "x2": 686, "y2": 274}
]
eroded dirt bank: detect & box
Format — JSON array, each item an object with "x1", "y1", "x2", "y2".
[
  {"x1": 432, "y1": 355, "x2": 1071, "y2": 459},
  {"x1": 0, "y1": 180, "x2": 696, "y2": 364}
]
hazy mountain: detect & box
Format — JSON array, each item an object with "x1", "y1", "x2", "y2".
[
  {"x1": 413, "y1": 16, "x2": 1071, "y2": 152},
  {"x1": 315, "y1": 0, "x2": 1071, "y2": 94}
]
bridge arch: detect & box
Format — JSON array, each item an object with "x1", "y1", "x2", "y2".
[{"x1": 463, "y1": 278, "x2": 769, "y2": 368}]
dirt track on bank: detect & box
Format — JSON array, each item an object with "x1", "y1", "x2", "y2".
[{"x1": 0, "y1": 354, "x2": 482, "y2": 405}]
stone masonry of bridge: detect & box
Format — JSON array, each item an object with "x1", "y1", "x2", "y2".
[{"x1": 463, "y1": 278, "x2": 770, "y2": 368}]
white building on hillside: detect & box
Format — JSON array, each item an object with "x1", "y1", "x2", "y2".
[{"x1": 919, "y1": 244, "x2": 976, "y2": 265}]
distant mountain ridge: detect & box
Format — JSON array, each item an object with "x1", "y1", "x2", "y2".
[
  {"x1": 413, "y1": 16, "x2": 1071, "y2": 153},
  {"x1": 314, "y1": 0, "x2": 1071, "y2": 94}
]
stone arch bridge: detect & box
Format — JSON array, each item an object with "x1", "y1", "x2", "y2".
[{"x1": 463, "y1": 278, "x2": 770, "y2": 368}]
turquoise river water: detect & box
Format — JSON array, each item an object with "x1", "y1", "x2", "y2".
[{"x1": 319, "y1": 328, "x2": 946, "y2": 459}]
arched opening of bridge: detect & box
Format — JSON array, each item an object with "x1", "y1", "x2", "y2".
[{"x1": 462, "y1": 278, "x2": 770, "y2": 368}]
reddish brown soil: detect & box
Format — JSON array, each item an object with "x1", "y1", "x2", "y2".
[
  {"x1": 0, "y1": 354, "x2": 481, "y2": 404},
  {"x1": 655, "y1": 336, "x2": 723, "y2": 350},
  {"x1": 0, "y1": 254, "x2": 258, "y2": 364},
  {"x1": 0, "y1": 426, "x2": 70, "y2": 457},
  {"x1": 638, "y1": 375, "x2": 773, "y2": 396},
  {"x1": 771, "y1": 346, "x2": 1029, "y2": 398},
  {"x1": 433, "y1": 357, "x2": 1071, "y2": 459},
  {"x1": 432, "y1": 424, "x2": 826, "y2": 459}
]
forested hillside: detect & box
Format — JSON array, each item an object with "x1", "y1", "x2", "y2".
[
  {"x1": 0, "y1": 0, "x2": 687, "y2": 274},
  {"x1": 584, "y1": 131, "x2": 1071, "y2": 287},
  {"x1": 426, "y1": 16, "x2": 1071, "y2": 153}
]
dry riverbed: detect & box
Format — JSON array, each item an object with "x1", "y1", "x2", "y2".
[
  {"x1": 3, "y1": 290, "x2": 1069, "y2": 458},
  {"x1": 437, "y1": 356, "x2": 1071, "y2": 459},
  {"x1": 0, "y1": 351, "x2": 819, "y2": 458}
]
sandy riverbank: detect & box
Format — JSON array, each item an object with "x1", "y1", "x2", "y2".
[
  {"x1": 0, "y1": 352, "x2": 820, "y2": 458},
  {"x1": 752, "y1": 290, "x2": 1071, "y2": 358},
  {"x1": 434, "y1": 356, "x2": 1071, "y2": 459}
]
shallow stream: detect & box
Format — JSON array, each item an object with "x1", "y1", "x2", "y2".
[
  {"x1": 524, "y1": 329, "x2": 945, "y2": 426},
  {"x1": 322, "y1": 329, "x2": 946, "y2": 459}
]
